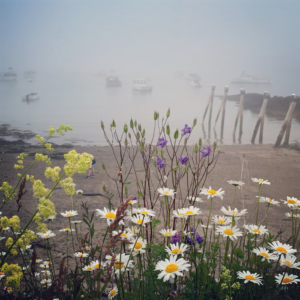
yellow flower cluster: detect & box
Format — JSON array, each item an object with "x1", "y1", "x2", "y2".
[
  {"x1": 56, "y1": 124, "x2": 73, "y2": 136},
  {"x1": 1, "y1": 263, "x2": 23, "y2": 291},
  {"x1": 35, "y1": 135, "x2": 44, "y2": 144},
  {"x1": 5, "y1": 229, "x2": 36, "y2": 255},
  {"x1": 37, "y1": 197, "x2": 57, "y2": 221},
  {"x1": 26, "y1": 174, "x2": 35, "y2": 183},
  {"x1": 45, "y1": 143, "x2": 54, "y2": 152},
  {"x1": 1, "y1": 216, "x2": 21, "y2": 232},
  {"x1": 32, "y1": 180, "x2": 50, "y2": 199},
  {"x1": 48, "y1": 126, "x2": 56, "y2": 136},
  {"x1": 63, "y1": 150, "x2": 93, "y2": 177},
  {"x1": 60, "y1": 177, "x2": 76, "y2": 196},
  {"x1": 0, "y1": 182, "x2": 13, "y2": 198},
  {"x1": 45, "y1": 166, "x2": 61, "y2": 181},
  {"x1": 14, "y1": 152, "x2": 29, "y2": 170},
  {"x1": 35, "y1": 153, "x2": 51, "y2": 166}
]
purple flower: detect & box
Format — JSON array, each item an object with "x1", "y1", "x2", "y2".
[
  {"x1": 196, "y1": 233, "x2": 204, "y2": 244},
  {"x1": 181, "y1": 124, "x2": 191, "y2": 135},
  {"x1": 171, "y1": 232, "x2": 181, "y2": 244},
  {"x1": 157, "y1": 137, "x2": 167, "y2": 148},
  {"x1": 132, "y1": 197, "x2": 137, "y2": 200},
  {"x1": 200, "y1": 146, "x2": 212, "y2": 158},
  {"x1": 185, "y1": 229, "x2": 203, "y2": 245},
  {"x1": 179, "y1": 156, "x2": 189, "y2": 165},
  {"x1": 157, "y1": 157, "x2": 166, "y2": 169}
]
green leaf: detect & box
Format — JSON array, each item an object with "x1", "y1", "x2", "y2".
[
  {"x1": 138, "y1": 191, "x2": 143, "y2": 197},
  {"x1": 151, "y1": 218, "x2": 161, "y2": 229}
]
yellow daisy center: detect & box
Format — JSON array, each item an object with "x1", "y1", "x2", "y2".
[
  {"x1": 217, "y1": 220, "x2": 225, "y2": 224},
  {"x1": 129, "y1": 201, "x2": 134, "y2": 204},
  {"x1": 137, "y1": 219, "x2": 143, "y2": 224},
  {"x1": 165, "y1": 191, "x2": 169, "y2": 194},
  {"x1": 7, "y1": 287, "x2": 12, "y2": 290},
  {"x1": 66, "y1": 213, "x2": 72, "y2": 216},
  {"x1": 45, "y1": 280, "x2": 49, "y2": 283},
  {"x1": 65, "y1": 228, "x2": 70, "y2": 230},
  {"x1": 232, "y1": 211, "x2": 236, "y2": 214},
  {"x1": 94, "y1": 264, "x2": 100, "y2": 269},
  {"x1": 253, "y1": 229, "x2": 261, "y2": 233},
  {"x1": 165, "y1": 232, "x2": 172, "y2": 236},
  {"x1": 171, "y1": 248, "x2": 181, "y2": 254},
  {"x1": 179, "y1": 213, "x2": 183, "y2": 215},
  {"x1": 224, "y1": 229, "x2": 234, "y2": 236},
  {"x1": 287, "y1": 199, "x2": 296, "y2": 204},
  {"x1": 269, "y1": 199, "x2": 273, "y2": 202},
  {"x1": 259, "y1": 180, "x2": 264, "y2": 183},
  {"x1": 185, "y1": 211, "x2": 194, "y2": 215},
  {"x1": 78, "y1": 254, "x2": 84, "y2": 257},
  {"x1": 135, "y1": 242, "x2": 143, "y2": 249},
  {"x1": 46, "y1": 262, "x2": 50, "y2": 264},
  {"x1": 114, "y1": 261, "x2": 124, "y2": 269},
  {"x1": 283, "y1": 278, "x2": 292, "y2": 283},
  {"x1": 121, "y1": 233, "x2": 127, "y2": 237},
  {"x1": 208, "y1": 189, "x2": 216, "y2": 195},
  {"x1": 260, "y1": 252, "x2": 269, "y2": 258},
  {"x1": 110, "y1": 290, "x2": 116, "y2": 296},
  {"x1": 245, "y1": 275, "x2": 255, "y2": 280},
  {"x1": 276, "y1": 247, "x2": 287, "y2": 253},
  {"x1": 86, "y1": 267, "x2": 93, "y2": 271},
  {"x1": 85, "y1": 246, "x2": 89, "y2": 249},
  {"x1": 165, "y1": 263, "x2": 179, "y2": 273},
  {"x1": 105, "y1": 212, "x2": 116, "y2": 219},
  {"x1": 283, "y1": 260, "x2": 292, "y2": 265},
  {"x1": 140, "y1": 211, "x2": 148, "y2": 215},
  {"x1": 45, "y1": 234, "x2": 49, "y2": 238}
]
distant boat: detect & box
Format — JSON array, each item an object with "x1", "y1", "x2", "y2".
[
  {"x1": 22, "y1": 93, "x2": 39, "y2": 101},
  {"x1": 231, "y1": 71, "x2": 270, "y2": 84},
  {"x1": 105, "y1": 76, "x2": 121, "y2": 87},
  {"x1": 184, "y1": 73, "x2": 201, "y2": 81},
  {"x1": 24, "y1": 70, "x2": 36, "y2": 78},
  {"x1": 0, "y1": 68, "x2": 17, "y2": 81},
  {"x1": 191, "y1": 79, "x2": 201, "y2": 87},
  {"x1": 132, "y1": 78, "x2": 152, "y2": 91}
]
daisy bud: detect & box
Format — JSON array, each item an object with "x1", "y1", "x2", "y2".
[
  {"x1": 166, "y1": 108, "x2": 170, "y2": 117},
  {"x1": 174, "y1": 130, "x2": 179, "y2": 140},
  {"x1": 154, "y1": 111, "x2": 158, "y2": 120},
  {"x1": 166, "y1": 125, "x2": 170, "y2": 135},
  {"x1": 124, "y1": 124, "x2": 128, "y2": 133}
]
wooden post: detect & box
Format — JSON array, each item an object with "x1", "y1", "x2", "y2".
[
  {"x1": 220, "y1": 86, "x2": 229, "y2": 139},
  {"x1": 259, "y1": 92, "x2": 269, "y2": 144},
  {"x1": 202, "y1": 85, "x2": 215, "y2": 124},
  {"x1": 214, "y1": 86, "x2": 229, "y2": 129},
  {"x1": 275, "y1": 94, "x2": 297, "y2": 147},
  {"x1": 238, "y1": 89, "x2": 245, "y2": 142},
  {"x1": 233, "y1": 89, "x2": 245, "y2": 142},
  {"x1": 251, "y1": 92, "x2": 269, "y2": 144}
]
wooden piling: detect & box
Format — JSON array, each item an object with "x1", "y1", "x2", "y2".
[
  {"x1": 233, "y1": 89, "x2": 245, "y2": 142},
  {"x1": 275, "y1": 94, "x2": 297, "y2": 147},
  {"x1": 251, "y1": 92, "x2": 269, "y2": 144},
  {"x1": 202, "y1": 85, "x2": 215, "y2": 125},
  {"x1": 220, "y1": 86, "x2": 229, "y2": 139},
  {"x1": 214, "y1": 86, "x2": 229, "y2": 130},
  {"x1": 259, "y1": 92, "x2": 269, "y2": 144},
  {"x1": 238, "y1": 89, "x2": 245, "y2": 142}
]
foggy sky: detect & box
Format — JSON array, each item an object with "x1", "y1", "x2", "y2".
[{"x1": 1, "y1": 0, "x2": 300, "y2": 77}]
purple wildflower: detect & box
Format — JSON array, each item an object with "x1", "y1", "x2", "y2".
[
  {"x1": 171, "y1": 232, "x2": 181, "y2": 244},
  {"x1": 157, "y1": 137, "x2": 167, "y2": 148},
  {"x1": 132, "y1": 197, "x2": 137, "y2": 200},
  {"x1": 179, "y1": 156, "x2": 189, "y2": 165},
  {"x1": 200, "y1": 146, "x2": 212, "y2": 158},
  {"x1": 157, "y1": 157, "x2": 166, "y2": 169},
  {"x1": 181, "y1": 124, "x2": 191, "y2": 135},
  {"x1": 196, "y1": 233, "x2": 204, "y2": 244},
  {"x1": 185, "y1": 229, "x2": 203, "y2": 245}
]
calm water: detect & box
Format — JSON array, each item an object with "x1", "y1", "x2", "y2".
[{"x1": 0, "y1": 70, "x2": 299, "y2": 146}]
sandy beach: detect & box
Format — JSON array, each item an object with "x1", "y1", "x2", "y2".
[{"x1": 1, "y1": 140, "x2": 300, "y2": 272}]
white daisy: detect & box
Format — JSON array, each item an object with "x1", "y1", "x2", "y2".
[
  {"x1": 243, "y1": 224, "x2": 268, "y2": 235},
  {"x1": 132, "y1": 207, "x2": 155, "y2": 217},
  {"x1": 155, "y1": 255, "x2": 191, "y2": 282},
  {"x1": 82, "y1": 265, "x2": 94, "y2": 272},
  {"x1": 39, "y1": 263, "x2": 49, "y2": 269},
  {"x1": 35, "y1": 259, "x2": 43, "y2": 263},
  {"x1": 59, "y1": 227, "x2": 75, "y2": 232},
  {"x1": 212, "y1": 215, "x2": 231, "y2": 226},
  {"x1": 126, "y1": 226, "x2": 140, "y2": 235},
  {"x1": 285, "y1": 212, "x2": 300, "y2": 218},
  {"x1": 74, "y1": 252, "x2": 89, "y2": 258},
  {"x1": 163, "y1": 175, "x2": 168, "y2": 182},
  {"x1": 108, "y1": 286, "x2": 118, "y2": 299},
  {"x1": 281, "y1": 196, "x2": 300, "y2": 209},
  {"x1": 252, "y1": 247, "x2": 278, "y2": 262},
  {"x1": 61, "y1": 210, "x2": 78, "y2": 218},
  {"x1": 112, "y1": 230, "x2": 135, "y2": 241},
  {"x1": 131, "y1": 214, "x2": 151, "y2": 226},
  {"x1": 200, "y1": 187, "x2": 225, "y2": 200},
  {"x1": 187, "y1": 196, "x2": 203, "y2": 203},
  {"x1": 95, "y1": 207, "x2": 118, "y2": 225},
  {"x1": 113, "y1": 253, "x2": 134, "y2": 276},
  {"x1": 128, "y1": 198, "x2": 138, "y2": 205},
  {"x1": 71, "y1": 220, "x2": 82, "y2": 224},
  {"x1": 280, "y1": 254, "x2": 300, "y2": 269},
  {"x1": 275, "y1": 274, "x2": 300, "y2": 285},
  {"x1": 40, "y1": 279, "x2": 52, "y2": 285},
  {"x1": 201, "y1": 225, "x2": 212, "y2": 229},
  {"x1": 220, "y1": 206, "x2": 248, "y2": 217},
  {"x1": 159, "y1": 229, "x2": 177, "y2": 237},
  {"x1": 119, "y1": 220, "x2": 125, "y2": 226},
  {"x1": 1, "y1": 227, "x2": 10, "y2": 232},
  {"x1": 268, "y1": 241, "x2": 297, "y2": 256},
  {"x1": 227, "y1": 180, "x2": 245, "y2": 188},
  {"x1": 45, "y1": 215, "x2": 56, "y2": 221},
  {"x1": 251, "y1": 178, "x2": 270, "y2": 185},
  {"x1": 165, "y1": 243, "x2": 188, "y2": 256},
  {"x1": 257, "y1": 196, "x2": 280, "y2": 206},
  {"x1": 172, "y1": 209, "x2": 188, "y2": 219},
  {"x1": 237, "y1": 271, "x2": 263, "y2": 285},
  {"x1": 37, "y1": 230, "x2": 56, "y2": 239},
  {"x1": 157, "y1": 187, "x2": 176, "y2": 198},
  {"x1": 90, "y1": 260, "x2": 106, "y2": 270},
  {"x1": 0, "y1": 273, "x2": 5, "y2": 280},
  {"x1": 216, "y1": 226, "x2": 243, "y2": 241},
  {"x1": 128, "y1": 238, "x2": 147, "y2": 255},
  {"x1": 180, "y1": 206, "x2": 201, "y2": 217},
  {"x1": 76, "y1": 189, "x2": 83, "y2": 194}
]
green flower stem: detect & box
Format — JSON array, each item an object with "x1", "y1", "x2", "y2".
[
  {"x1": 66, "y1": 232, "x2": 69, "y2": 270},
  {"x1": 46, "y1": 239, "x2": 55, "y2": 282},
  {"x1": 255, "y1": 185, "x2": 262, "y2": 225},
  {"x1": 181, "y1": 219, "x2": 183, "y2": 243},
  {"x1": 203, "y1": 197, "x2": 213, "y2": 254},
  {"x1": 165, "y1": 195, "x2": 170, "y2": 228},
  {"x1": 223, "y1": 237, "x2": 230, "y2": 266},
  {"x1": 69, "y1": 218, "x2": 75, "y2": 252},
  {"x1": 233, "y1": 186, "x2": 237, "y2": 207}
]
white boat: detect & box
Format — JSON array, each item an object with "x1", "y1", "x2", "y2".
[
  {"x1": 22, "y1": 93, "x2": 39, "y2": 100},
  {"x1": 132, "y1": 78, "x2": 152, "y2": 91},
  {"x1": 231, "y1": 71, "x2": 270, "y2": 84},
  {"x1": 191, "y1": 79, "x2": 201, "y2": 87},
  {"x1": 105, "y1": 76, "x2": 121, "y2": 87},
  {"x1": 0, "y1": 68, "x2": 17, "y2": 81}
]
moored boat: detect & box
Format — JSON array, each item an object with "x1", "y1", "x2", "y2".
[
  {"x1": 105, "y1": 76, "x2": 122, "y2": 87},
  {"x1": 1, "y1": 68, "x2": 17, "y2": 81},
  {"x1": 231, "y1": 71, "x2": 270, "y2": 84},
  {"x1": 132, "y1": 78, "x2": 152, "y2": 91},
  {"x1": 22, "y1": 93, "x2": 39, "y2": 101}
]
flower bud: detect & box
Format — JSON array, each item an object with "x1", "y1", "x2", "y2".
[
  {"x1": 139, "y1": 142, "x2": 145, "y2": 151},
  {"x1": 174, "y1": 129, "x2": 179, "y2": 139},
  {"x1": 128, "y1": 132, "x2": 131, "y2": 139},
  {"x1": 102, "y1": 163, "x2": 106, "y2": 170},
  {"x1": 213, "y1": 142, "x2": 217, "y2": 150},
  {"x1": 124, "y1": 124, "x2": 128, "y2": 133},
  {"x1": 193, "y1": 118, "x2": 197, "y2": 127},
  {"x1": 166, "y1": 108, "x2": 170, "y2": 118},
  {"x1": 103, "y1": 185, "x2": 106, "y2": 192},
  {"x1": 194, "y1": 144, "x2": 199, "y2": 153},
  {"x1": 130, "y1": 119, "x2": 134, "y2": 129},
  {"x1": 161, "y1": 150, "x2": 164, "y2": 158},
  {"x1": 111, "y1": 120, "x2": 116, "y2": 128},
  {"x1": 142, "y1": 129, "x2": 145, "y2": 138},
  {"x1": 162, "y1": 126, "x2": 165, "y2": 132},
  {"x1": 117, "y1": 171, "x2": 122, "y2": 176},
  {"x1": 134, "y1": 120, "x2": 137, "y2": 127},
  {"x1": 136, "y1": 132, "x2": 140, "y2": 140},
  {"x1": 198, "y1": 138, "x2": 202, "y2": 147},
  {"x1": 124, "y1": 139, "x2": 128, "y2": 146},
  {"x1": 101, "y1": 121, "x2": 105, "y2": 130},
  {"x1": 125, "y1": 186, "x2": 128, "y2": 195},
  {"x1": 138, "y1": 124, "x2": 142, "y2": 132},
  {"x1": 166, "y1": 125, "x2": 170, "y2": 135},
  {"x1": 154, "y1": 111, "x2": 158, "y2": 120}
]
